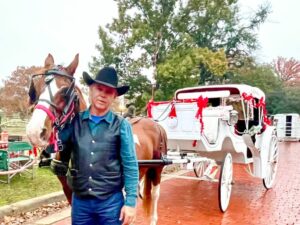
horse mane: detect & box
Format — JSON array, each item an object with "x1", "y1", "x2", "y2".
[{"x1": 74, "y1": 86, "x2": 88, "y2": 112}]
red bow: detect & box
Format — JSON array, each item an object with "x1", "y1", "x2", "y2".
[
  {"x1": 242, "y1": 92, "x2": 254, "y2": 105},
  {"x1": 257, "y1": 97, "x2": 271, "y2": 126},
  {"x1": 195, "y1": 96, "x2": 208, "y2": 133}
]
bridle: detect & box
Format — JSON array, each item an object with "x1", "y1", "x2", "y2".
[{"x1": 28, "y1": 66, "x2": 78, "y2": 151}]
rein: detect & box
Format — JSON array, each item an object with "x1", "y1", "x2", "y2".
[{"x1": 29, "y1": 67, "x2": 77, "y2": 151}]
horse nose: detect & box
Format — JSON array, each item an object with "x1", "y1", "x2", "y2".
[{"x1": 26, "y1": 123, "x2": 48, "y2": 146}]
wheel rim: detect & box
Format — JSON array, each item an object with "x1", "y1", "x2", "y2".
[
  {"x1": 264, "y1": 135, "x2": 279, "y2": 188},
  {"x1": 219, "y1": 153, "x2": 233, "y2": 212}
]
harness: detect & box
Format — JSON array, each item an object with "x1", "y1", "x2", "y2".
[{"x1": 28, "y1": 67, "x2": 78, "y2": 151}]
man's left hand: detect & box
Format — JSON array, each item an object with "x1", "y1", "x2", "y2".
[{"x1": 119, "y1": 205, "x2": 136, "y2": 225}]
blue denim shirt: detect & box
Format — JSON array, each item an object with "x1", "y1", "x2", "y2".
[{"x1": 60, "y1": 109, "x2": 139, "y2": 207}]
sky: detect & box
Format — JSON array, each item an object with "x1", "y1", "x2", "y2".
[{"x1": 1, "y1": 0, "x2": 300, "y2": 84}]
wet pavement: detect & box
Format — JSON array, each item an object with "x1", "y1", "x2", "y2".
[{"x1": 42, "y1": 142, "x2": 300, "y2": 225}]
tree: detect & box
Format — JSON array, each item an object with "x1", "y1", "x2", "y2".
[
  {"x1": 157, "y1": 47, "x2": 227, "y2": 100},
  {"x1": 0, "y1": 66, "x2": 39, "y2": 119},
  {"x1": 231, "y1": 63, "x2": 282, "y2": 95},
  {"x1": 273, "y1": 56, "x2": 300, "y2": 86},
  {"x1": 90, "y1": 0, "x2": 270, "y2": 109},
  {"x1": 172, "y1": 0, "x2": 270, "y2": 65},
  {"x1": 267, "y1": 87, "x2": 300, "y2": 114}
]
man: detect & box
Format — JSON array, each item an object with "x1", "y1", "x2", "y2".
[{"x1": 60, "y1": 67, "x2": 139, "y2": 225}]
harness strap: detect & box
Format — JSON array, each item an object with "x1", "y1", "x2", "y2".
[{"x1": 35, "y1": 104, "x2": 56, "y2": 122}]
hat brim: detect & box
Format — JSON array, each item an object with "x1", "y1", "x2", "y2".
[{"x1": 83, "y1": 71, "x2": 129, "y2": 96}]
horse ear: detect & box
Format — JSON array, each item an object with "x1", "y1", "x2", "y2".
[
  {"x1": 65, "y1": 54, "x2": 79, "y2": 76},
  {"x1": 45, "y1": 54, "x2": 54, "y2": 68}
]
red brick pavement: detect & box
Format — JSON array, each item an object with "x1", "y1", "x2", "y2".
[{"x1": 51, "y1": 142, "x2": 300, "y2": 225}]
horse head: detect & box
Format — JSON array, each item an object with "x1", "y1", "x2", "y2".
[{"x1": 26, "y1": 53, "x2": 84, "y2": 148}]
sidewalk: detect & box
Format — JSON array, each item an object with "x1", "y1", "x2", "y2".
[
  {"x1": 32, "y1": 207, "x2": 71, "y2": 225},
  {"x1": 30, "y1": 169, "x2": 187, "y2": 225}
]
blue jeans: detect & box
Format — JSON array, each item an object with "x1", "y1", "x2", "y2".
[{"x1": 72, "y1": 192, "x2": 124, "y2": 225}]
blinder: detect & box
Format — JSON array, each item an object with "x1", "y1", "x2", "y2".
[
  {"x1": 28, "y1": 79, "x2": 37, "y2": 104},
  {"x1": 45, "y1": 75, "x2": 55, "y2": 84},
  {"x1": 28, "y1": 69, "x2": 75, "y2": 106}
]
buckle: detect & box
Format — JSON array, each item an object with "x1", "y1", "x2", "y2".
[{"x1": 57, "y1": 139, "x2": 63, "y2": 151}]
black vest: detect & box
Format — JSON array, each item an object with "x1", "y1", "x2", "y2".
[{"x1": 68, "y1": 112, "x2": 124, "y2": 199}]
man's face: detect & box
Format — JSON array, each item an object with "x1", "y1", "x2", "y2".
[{"x1": 89, "y1": 83, "x2": 117, "y2": 113}]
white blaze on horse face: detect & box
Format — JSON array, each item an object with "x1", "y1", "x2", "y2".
[
  {"x1": 133, "y1": 134, "x2": 141, "y2": 146},
  {"x1": 26, "y1": 79, "x2": 60, "y2": 147}
]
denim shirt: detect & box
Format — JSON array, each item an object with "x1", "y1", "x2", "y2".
[{"x1": 60, "y1": 109, "x2": 139, "y2": 207}]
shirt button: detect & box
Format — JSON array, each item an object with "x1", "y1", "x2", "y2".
[
  {"x1": 91, "y1": 152, "x2": 94, "y2": 155},
  {"x1": 88, "y1": 188, "x2": 92, "y2": 191},
  {"x1": 89, "y1": 176, "x2": 92, "y2": 180},
  {"x1": 92, "y1": 140, "x2": 95, "y2": 143},
  {"x1": 89, "y1": 164, "x2": 93, "y2": 167}
]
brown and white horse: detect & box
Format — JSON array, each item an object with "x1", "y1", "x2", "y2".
[
  {"x1": 130, "y1": 117, "x2": 167, "y2": 225},
  {"x1": 26, "y1": 53, "x2": 87, "y2": 203},
  {"x1": 26, "y1": 54, "x2": 167, "y2": 225}
]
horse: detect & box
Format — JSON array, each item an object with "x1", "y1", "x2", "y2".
[
  {"x1": 129, "y1": 117, "x2": 167, "y2": 225},
  {"x1": 26, "y1": 54, "x2": 168, "y2": 225},
  {"x1": 26, "y1": 53, "x2": 87, "y2": 204}
]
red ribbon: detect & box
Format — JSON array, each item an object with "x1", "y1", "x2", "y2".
[
  {"x1": 256, "y1": 97, "x2": 271, "y2": 126},
  {"x1": 242, "y1": 92, "x2": 254, "y2": 105},
  {"x1": 195, "y1": 96, "x2": 208, "y2": 133},
  {"x1": 147, "y1": 99, "x2": 154, "y2": 118},
  {"x1": 147, "y1": 99, "x2": 173, "y2": 118}
]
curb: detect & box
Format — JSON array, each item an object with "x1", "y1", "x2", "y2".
[
  {"x1": 33, "y1": 207, "x2": 71, "y2": 225},
  {"x1": 0, "y1": 191, "x2": 66, "y2": 218}
]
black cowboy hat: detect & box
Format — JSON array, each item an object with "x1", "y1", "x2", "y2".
[{"x1": 83, "y1": 67, "x2": 129, "y2": 96}]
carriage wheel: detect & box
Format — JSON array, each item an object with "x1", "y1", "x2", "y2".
[
  {"x1": 263, "y1": 134, "x2": 279, "y2": 189},
  {"x1": 218, "y1": 153, "x2": 233, "y2": 212}
]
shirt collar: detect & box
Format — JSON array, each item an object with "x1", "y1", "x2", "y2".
[{"x1": 82, "y1": 108, "x2": 114, "y2": 124}]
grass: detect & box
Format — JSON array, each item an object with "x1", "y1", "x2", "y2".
[
  {"x1": 0, "y1": 125, "x2": 62, "y2": 207},
  {"x1": 0, "y1": 166, "x2": 62, "y2": 207}
]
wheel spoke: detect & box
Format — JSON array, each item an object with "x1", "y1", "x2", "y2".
[{"x1": 263, "y1": 135, "x2": 279, "y2": 189}]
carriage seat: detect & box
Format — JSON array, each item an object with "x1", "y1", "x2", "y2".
[{"x1": 235, "y1": 120, "x2": 260, "y2": 135}]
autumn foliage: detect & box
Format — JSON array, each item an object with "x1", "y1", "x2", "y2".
[
  {"x1": 273, "y1": 57, "x2": 300, "y2": 86},
  {"x1": 0, "y1": 66, "x2": 40, "y2": 119}
]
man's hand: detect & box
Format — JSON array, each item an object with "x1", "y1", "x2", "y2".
[{"x1": 119, "y1": 205, "x2": 136, "y2": 225}]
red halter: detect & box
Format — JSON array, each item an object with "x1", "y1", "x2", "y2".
[{"x1": 34, "y1": 102, "x2": 75, "y2": 152}]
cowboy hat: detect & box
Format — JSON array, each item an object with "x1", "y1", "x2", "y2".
[{"x1": 82, "y1": 67, "x2": 129, "y2": 96}]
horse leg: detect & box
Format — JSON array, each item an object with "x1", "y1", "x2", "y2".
[
  {"x1": 57, "y1": 176, "x2": 72, "y2": 204},
  {"x1": 53, "y1": 151, "x2": 73, "y2": 204},
  {"x1": 142, "y1": 167, "x2": 163, "y2": 225},
  {"x1": 139, "y1": 176, "x2": 145, "y2": 198},
  {"x1": 150, "y1": 167, "x2": 163, "y2": 225},
  {"x1": 150, "y1": 184, "x2": 160, "y2": 225}
]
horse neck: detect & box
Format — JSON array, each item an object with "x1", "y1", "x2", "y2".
[{"x1": 75, "y1": 86, "x2": 87, "y2": 112}]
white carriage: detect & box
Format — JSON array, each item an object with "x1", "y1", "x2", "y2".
[
  {"x1": 148, "y1": 84, "x2": 279, "y2": 212},
  {"x1": 273, "y1": 113, "x2": 300, "y2": 141}
]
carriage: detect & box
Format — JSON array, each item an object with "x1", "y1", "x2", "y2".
[
  {"x1": 273, "y1": 113, "x2": 300, "y2": 141},
  {"x1": 145, "y1": 84, "x2": 279, "y2": 212}
]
